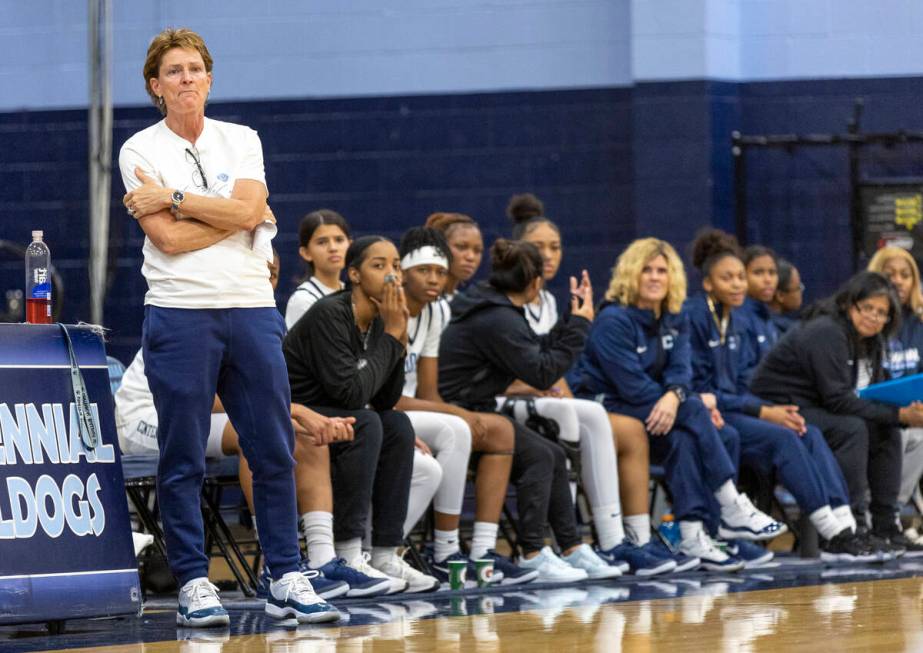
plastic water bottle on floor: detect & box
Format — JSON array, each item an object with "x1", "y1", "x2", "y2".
[
  {"x1": 25, "y1": 230, "x2": 52, "y2": 324},
  {"x1": 658, "y1": 513, "x2": 681, "y2": 552}
]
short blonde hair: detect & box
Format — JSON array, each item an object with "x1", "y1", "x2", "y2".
[
  {"x1": 142, "y1": 27, "x2": 213, "y2": 115},
  {"x1": 605, "y1": 238, "x2": 687, "y2": 314},
  {"x1": 868, "y1": 246, "x2": 923, "y2": 318}
]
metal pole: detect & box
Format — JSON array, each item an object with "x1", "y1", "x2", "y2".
[{"x1": 88, "y1": 0, "x2": 112, "y2": 326}]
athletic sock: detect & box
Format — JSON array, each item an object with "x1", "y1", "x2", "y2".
[
  {"x1": 713, "y1": 479, "x2": 740, "y2": 507},
  {"x1": 593, "y1": 502, "x2": 626, "y2": 550},
  {"x1": 832, "y1": 504, "x2": 858, "y2": 533},
  {"x1": 302, "y1": 511, "x2": 336, "y2": 567},
  {"x1": 434, "y1": 528, "x2": 461, "y2": 562},
  {"x1": 679, "y1": 520, "x2": 705, "y2": 545},
  {"x1": 623, "y1": 513, "x2": 651, "y2": 546},
  {"x1": 469, "y1": 521, "x2": 499, "y2": 560},
  {"x1": 334, "y1": 537, "x2": 363, "y2": 566},
  {"x1": 370, "y1": 546, "x2": 398, "y2": 569},
  {"x1": 809, "y1": 505, "x2": 845, "y2": 540}
]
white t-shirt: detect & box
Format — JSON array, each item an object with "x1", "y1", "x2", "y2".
[
  {"x1": 285, "y1": 277, "x2": 343, "y2": 330},
  {"x1": 114, "y1": 350, "x2": 154, "y2": 432},
  {"x1": 118, "y1": 117, "x2": 275, "y2": 309},
  {"x1": 403, "y1": 299, "x2": 450, "y2": 398},
  {"x1": 525, "y1": 289, "x2": 559, "y2": 335}
]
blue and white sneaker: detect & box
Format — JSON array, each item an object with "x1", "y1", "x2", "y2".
[
  {"x1": 596, "y1": 541, "x2": 676, "y2": 577},
  {"x1": 479, "y1": 550, "x2": 539, "y2": 585},
  {"x1": 718, "y1": 494, "x2": 787, "y2": 541},
  {"x1": 722, "y1": 539, "x2": 773, "y2": 568},
  {"x1": 562, "y1": 543, "x2": 623, "y2": 579},
  {"x1": 429, "y1": 551, "x2": 504, "y2": 586},
  {"x1": 176, "y1": 578, "x2": 230, "y2": 628},
  {"x1": 680, "y1": 531, "x2": 744, "y2": 572},
  {"x1": 266, "y1": 571, "x2": 340, "y2": 624},
  {"x1": 312, "y1": 557, "x2": 391, "y2": 598},
  {"x1": 255, "y1": 560, "x2": 350, "y2": 600},
  {"x1": 648, "y1": 537, "x2": 701, "y2": 573}
]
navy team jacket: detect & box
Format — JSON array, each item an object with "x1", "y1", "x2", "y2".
[
  {"x1": 685, "y1": 294, "x2": 766, "y2": 417},
  {"x1": 567, "y1": 301, "x2": 691, "y2": 409},
  {"x1": 887, "y1": 306, "x2": 923, "y2": 378},
  {"x1": 739, "y1": 296, "x2": 780, "y2": 384}
]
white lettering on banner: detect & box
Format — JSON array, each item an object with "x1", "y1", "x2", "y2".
[
  {"x1": 0, "y1": 473, "x2": 106, "y2": 540},
  {"x1": 0, "y1": 402, "x2": 114, "y2": 465},
  {"x1": 0, "y1": 401, "x2": 114, "y2": 540}
]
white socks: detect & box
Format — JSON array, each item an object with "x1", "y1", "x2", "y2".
[
  {"x1": 832, "y1": 504, "x2": 858, "y2": 533},
  {"x1": 370, "y1": 546, "x2": 398, "y2": 568},
  {"x1": 301, "y1": 511, "x2": 337, "y2": 567},
  {"x1": 809, "y1": 505, "x2": 845, "y2": 540},
  {"x1": 679, "y1": 520, "x2": 705, "y2": 544},
  {"x1": 593, "y1": 502, "x2": 626, "y2": 550},
  {"x1": 334, "y1": 537, "x2": 362, "y2": 566},
  {"x1": 714, "y1": 479, "x2": 740, "y2": 507},
  {"x1": 434, "y1": 528, "x2": 461, "y2": 562},
  {"x1": 469, "y1": 521, "x2": 499, "y2": 560},
  {"x1": 623, "y1": 514, "x2": 651, "y2": 546}
]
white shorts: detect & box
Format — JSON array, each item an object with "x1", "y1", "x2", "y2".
[{"x1": 117, "y1": 411, "x2": 231, "y2": 459}]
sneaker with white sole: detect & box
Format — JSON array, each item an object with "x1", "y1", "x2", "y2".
[
  {"x1": 347, "y1": 552, "x2": 408, "y2": 594},
  {"x1": 176, "y1": 578, "x2": 230, "y2": 628},
  {"x1": 679, "y1": 531, "x2": 744, "y2": 572},
  {"x1": 722, "y1": 539, "x2": 774, "y2": 568},
  {"x1": 266, "y1": 571, "x2": 341, "y2": 624},
  {"x1": 517, "y1": 546, "x2": 589, "y2": 583},
  {"x1": 562, "y1": 543, "x2": 623, "y2": 579},
  {"x1": 596, "y1": 540, "x2": 676, "y2": 576},
  {"x1": 718, "y1": 494, "x2": 787, "y2": 541},
  {"x1": 371, "y1": 554, "x2": 441, "y2": 593}
]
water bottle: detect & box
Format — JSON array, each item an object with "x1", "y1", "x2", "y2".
[
  {"x1": 25, "y1": 230, "x2": 52, "y2": 324},
  {"x1": 658, "y1": 513, "x2": 681, "y2": 552}
]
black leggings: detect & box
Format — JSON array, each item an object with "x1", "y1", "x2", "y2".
[
  {"x1": 799, "y1": 407, "x2": 901, "y2": 530},
  {"x1": 311, "y1": 407, "x2": 415, "y2": 547},
  {"x1": 508, "y1": 420, "x2": 581, "y2": 554}
]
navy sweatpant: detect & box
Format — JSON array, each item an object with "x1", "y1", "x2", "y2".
[
  {"x1": 610, "y1": 396, "x2": 737, "y2": 523},
  {"x1": 143, "y1": 306, "x2": 300, "y2": 586},
  {"x1": 725, "y1": 413, "x2": 831, "y2": 515}
]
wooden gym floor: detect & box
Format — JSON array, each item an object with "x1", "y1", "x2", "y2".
[{"x1": 5, "y1": 555, "x2": 923, "y2": 652}]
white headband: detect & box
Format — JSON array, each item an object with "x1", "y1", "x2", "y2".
[{"x1": 401, "y1": 245, "x2": 449, "y2": 271}]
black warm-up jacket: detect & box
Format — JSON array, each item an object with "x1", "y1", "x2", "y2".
[
  {"x1": 283, "y1": 290, "x2": 406, "y2": 411},
  {"x1": 749, "y1": 313, "x2": 900, "y2": 426},
  {"x1": 438, "y1": 282, "x2": 590, "y2": 412}
]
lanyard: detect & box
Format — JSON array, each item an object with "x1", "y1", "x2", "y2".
[
  {"x1": 706, "y1": 295, "x2": 729, "y2": 345},
  {"x1": 60, "y1": 324, "x2": 99, "y2": 450}
]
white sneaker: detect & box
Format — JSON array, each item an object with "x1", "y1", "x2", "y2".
[
  {"x1": 562, "y1": 543, "x2": 622, "y2": 579},
  {"x1": 718, "y1": 493, "x2": 788, "y2": 541},
  {"x1": 372, "y1": 553, "x2": 440, "y2": 593},
  {"x1": 517, "y1": 546, "x2": 589, "y2": 583},
  {"x1": 680, "y1": 531, "x2": 744, "y2": 572},
  {"x1": 348, "y1": 552, "x2": 408, "y2": 594},
  {"x1": 176, "y1": 578, "x2": 230, "y2": 628},
  {"x1": 267, "y1": 571, "x2": 341, "y2": 624}
]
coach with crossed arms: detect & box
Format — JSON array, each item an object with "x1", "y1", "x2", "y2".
[{"x1": 118, "y1": 27, "x2": 340, "y2": 628}]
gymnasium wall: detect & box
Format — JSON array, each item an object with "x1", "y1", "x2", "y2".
[{"x1": 2, "y1": 1, "x2": 923, "y2": 361}]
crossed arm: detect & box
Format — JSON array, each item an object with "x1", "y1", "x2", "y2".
[{"x1": 124, "y1": 167, "x2": 268, "y2": 255}]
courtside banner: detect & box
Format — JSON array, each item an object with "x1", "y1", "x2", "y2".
[{"x1": 0, "y1": 324, "x2": 140, "y2": 624}]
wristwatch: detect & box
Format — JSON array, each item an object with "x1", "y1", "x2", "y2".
[
  {"x1": 171, "y1": 190, "x2": 185, "y2": 213},
  {"x1": 667, "y1": 386, "x2": 687, "y2": 403}
]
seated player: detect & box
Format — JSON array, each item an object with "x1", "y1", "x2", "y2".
[
  {"x1": 440, "y1": 238, "x2": 620, "y2": 582},
  {"x1": 284, "y1": 236, "x2": 440, "y2": 594},
  {"x1": 568, "y1": 238, "x2": 785, "y2": 571},
  {"x1": 394, "y1": 226, "x2": 537, "y2": 584}
]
